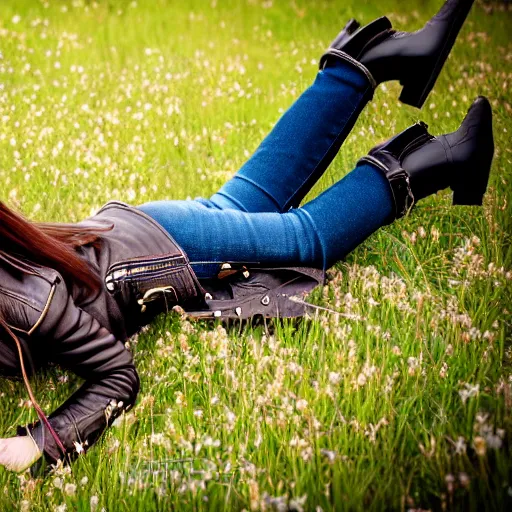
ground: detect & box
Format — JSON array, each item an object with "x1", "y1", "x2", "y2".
[{"x1": 0, "y1": 0, "x2": 511, "y2": 510}]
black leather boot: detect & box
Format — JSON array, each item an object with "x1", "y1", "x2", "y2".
[
  {"x1": 320, "y1": 0, "x2": 476, "y2": 108},
  {"x1": 357, "y1": 96, "x2": 494, "y2": 223}
]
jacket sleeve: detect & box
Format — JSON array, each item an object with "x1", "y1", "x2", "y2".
[{"x1": 17, "y1": 279, "x2": 140, "y2": 465}]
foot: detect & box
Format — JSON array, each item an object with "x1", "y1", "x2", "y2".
[
  {"x1": 358, "y1": 97, "x2": 494, "y2": 221},
  {"x1": 321, "y1": 0, "x2": 476, "y2": 108}
]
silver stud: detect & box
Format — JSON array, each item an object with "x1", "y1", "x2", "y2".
[
  {"x1": 235, "y1": 307, "x2": 242, "y2": 317},
  {"x1": 261, "y1": 295, "x2": 270, "y2": 306},
  {"x1": 221, "y1": 263, "x2": 232, "y2": 270},
  {"x1": 214, "y1": 310, "x2": 222, "y2": 317},
  {"x1": 243, "y1": 270, "x2": 250, "y2": 278},
  {"x1": 205, "y1": 293, "x2": 213, "y2": 300}
]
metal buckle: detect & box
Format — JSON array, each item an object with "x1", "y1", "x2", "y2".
[{"x1": 137, "y1": 286, "x2": 178, "y2": 313}]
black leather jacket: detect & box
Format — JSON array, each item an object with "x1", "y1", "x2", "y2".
[
  {"x1": 1, "y1": 201, "x2": 203, "y2": 465},
  {"x1": 1, "y1": 201, "x2": 323, "y2": 467}
]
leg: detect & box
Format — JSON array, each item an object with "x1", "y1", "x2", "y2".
[
  {"x1": 206, "y1": 0, "x2": 475, "y2": 213},
  {"x1": 140, "y1": 96, "x2": 493, "y2": 279},
  {"x1": 138, "y1": 163, "x2": 393, "y2": 278},
  {"x1": 205, "y1": 58, "x2": 374, "y2": 213}
]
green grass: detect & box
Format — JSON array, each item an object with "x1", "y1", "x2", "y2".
[{"x1": 1, "y1": 0, "x2": 511, "y2": 510}]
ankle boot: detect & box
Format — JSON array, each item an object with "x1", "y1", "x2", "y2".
[
  {"x1": 320, "y1": 0, "x2": 476, "y2": 108},
  {"x1": 357, "y1": 96, "x2": 494, "y2": 224}
]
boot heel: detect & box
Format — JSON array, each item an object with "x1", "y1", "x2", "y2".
[
  {"x1": 452, "y1": 186, "x2": 485, "y2": 206},
  {"x1": 452, "y1": 162, "x2": 489, "y2": 206},
  {"x1": 399, "y1": 74, "x2": 432, "y2": 109}
]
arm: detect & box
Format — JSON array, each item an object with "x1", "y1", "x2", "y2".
[{"x1": 17, "y1": 280, "x2": 140, "y2": 465}]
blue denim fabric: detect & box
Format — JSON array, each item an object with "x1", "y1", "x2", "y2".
[
  {"x1": 138, "y1": 60, "x2": 394, "y2": 279},
  {"x1": 206, "y1": 59, "x2": 374, "y2": 213}
]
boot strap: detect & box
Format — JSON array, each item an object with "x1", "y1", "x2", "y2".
[
  {"x1": 319, "y1": 49, "x2": 377, "y2": 89},
  {"x1": 358, "y1": 155, "x2": 415, "y2": 223}
]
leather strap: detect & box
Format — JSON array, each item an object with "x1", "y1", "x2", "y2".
[
  {"x1": 358, "y1": 154, "x2": 415, "y2": 223},
  {"x1": 184, "y1": 266, "x2": 325, "y2": 320},
  {"x1": 319, "y1": 49, "x2": 377, "y2": 89}
]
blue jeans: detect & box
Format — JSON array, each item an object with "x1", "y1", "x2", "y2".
[{"x1": 138, "y1": 60, "x2": 394, "y2": 279}]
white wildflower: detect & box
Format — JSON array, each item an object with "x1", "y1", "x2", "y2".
[
  {"x1": 296, "y1": 399, "x2": 308, "y2": 411},
  {"x1": 90, "y1": 496, "x2": 99, "y2": 512},
  {"x1": 320, "y1": 449, "x2": 337, "y2": 463},
  {"x1": 459, "y1": 383, "x2": 479, "y2": 404},
  {"x1": 328, "y1": 372, "x2": 341, "y2": 385},
  {"x1": 64, "y1": 483, "x2": 76, "y2": 496},
  {"x1": 356, "y1": 373, "x2": 366, "y2": 387}
]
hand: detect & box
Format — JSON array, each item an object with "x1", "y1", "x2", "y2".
[{"x1": 0, "y1": 436, "x2": 42, "y2": 472}]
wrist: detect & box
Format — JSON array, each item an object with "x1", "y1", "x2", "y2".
[{"x1": 23, "y1": 428, "x2": 42, "y2": 458}]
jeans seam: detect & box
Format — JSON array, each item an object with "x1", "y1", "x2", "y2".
[
  {"x1": 210, "y1": 191, "x2": 250, "y2": 212},
  {"x1": 228, "y1": 174, "x2": 283, "y2": 212}
]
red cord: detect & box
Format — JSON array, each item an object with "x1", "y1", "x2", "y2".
[{"x1": 3, "y1": 322, "x2": 68, "y2": 458}]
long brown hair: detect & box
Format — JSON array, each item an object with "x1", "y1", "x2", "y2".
[{"x1": 0, "y1": 201, "x2": 112, "y2": 292}]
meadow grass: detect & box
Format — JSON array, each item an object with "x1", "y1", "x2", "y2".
[{"x1": 0, "y1": 0, "x2": 511, "y2": 510}]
